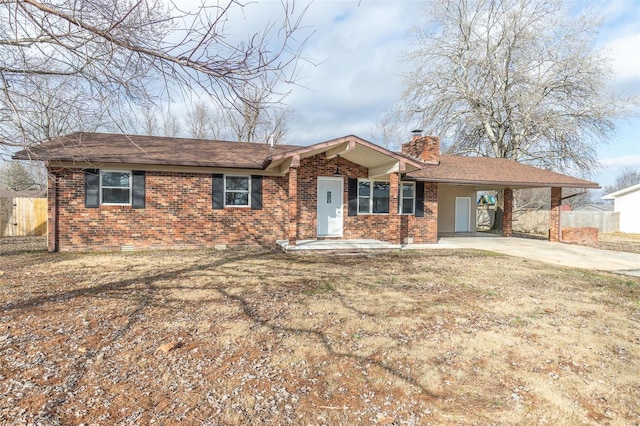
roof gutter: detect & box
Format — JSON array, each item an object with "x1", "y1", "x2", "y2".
[
  {"x1": 406, "y1": 177, "x2": 600, "y2": 189},
  {"x1": 260, "y1": 156, "x2": 272, "y2": 169}
]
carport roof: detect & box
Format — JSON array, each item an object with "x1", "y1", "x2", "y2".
[{"x1": 405, "y1": 155, "x2": 599, "y2": 189}]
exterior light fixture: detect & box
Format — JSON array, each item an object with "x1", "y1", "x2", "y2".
[{"x1": 333, "y1": 155, "x2": 342, "y2": 176}]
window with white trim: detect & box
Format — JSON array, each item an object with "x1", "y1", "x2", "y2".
[
  {"x1": 400, "y1": 182, "x2": 415, "y2": 214},
  {"x1": 224, "y1": 175, "x2": 250, "y2": 206},
  {"x1": 101, "y1": 171, "x2": 131, "y2": 205},
  {"x1": 357, "y1": 180, "x2": 390, "y2": 214}
]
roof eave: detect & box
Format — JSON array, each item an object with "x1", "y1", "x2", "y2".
[
  {"x1": 38, "y1": 157, "x2": 266, "y2": 169},
  {"x1": 406, "y1": 176, "x2": 600, "y2": 189}
]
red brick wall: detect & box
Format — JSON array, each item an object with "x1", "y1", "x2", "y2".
[
  {"x1": 50, "y1": 168, "x2": 288, "y2": 251},
  {"x1": 50, "y1": 157, "x2": 440, "y2": 251},
  {"x1": 296, "y1": 155, "x2": 367, "y2": 240},
  {"x1": 296, "y1": 154, "x2": 438, "y2": 244},
  {"x1": 561, "y1": 227, "x2": 598, "y2": 245},
  {"x1": 401, "y1": 136, "x2": 440, "y2": 163},
  {"x1": 409, "y1": 182, "x2": 438, "y2": 244}
]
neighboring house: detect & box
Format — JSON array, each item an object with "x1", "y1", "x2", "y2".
[
  {"x1": 603, "y1": 183, "x2": 640, "y2": 234},
  {"x1": 13, "y1": 132, "x2": 599, "y2": 251},
  {"x1": 574, "y1": 204, "x2": 614, "y2": 212}
]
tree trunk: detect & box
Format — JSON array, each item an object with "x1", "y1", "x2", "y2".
[{"x1": 491, "y1": 190, "x2": 504, "y2": 234}]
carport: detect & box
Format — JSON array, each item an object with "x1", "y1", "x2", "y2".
[{"x1": 404, "y1": 155, "x2": 600, "y2": 241}]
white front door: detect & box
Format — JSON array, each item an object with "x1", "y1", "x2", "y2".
[
  {"x1": 317, "y1": 177, "x2": 343, "y2": 237},
  {"x1": 455, "y1": 197, "x2": 471, "y2": 232}
]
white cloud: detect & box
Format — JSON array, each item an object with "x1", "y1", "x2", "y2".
[
  {"x1": 599, "y1": 154, "x2": 640, "y2": 169},
  {"x1": 277, "y1": 1, "x2": 424, "y2": 145},
  {"x1": 605, "y1": 33, "x2": 640, "y2": 89}
]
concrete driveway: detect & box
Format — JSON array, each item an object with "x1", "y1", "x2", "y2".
[{"x1": 436, "y1": 236, "x2": 640, "y2": 277}]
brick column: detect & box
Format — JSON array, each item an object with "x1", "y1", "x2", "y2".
[
  {"x1": 549, "y1": 187, "x2": 562, "y2": 242},
  {"x1": 388, "y1": 173, "x2": 401, "y2": 244},
  {"x1": 502, "y1": 188, "x2": 513, "y2": 237},
  {"x1": 287, "y1": 167, "x2": 298, "y2": 246},
  {"x1": 425, "y1": 182, "x2": 438, "y2": 243}
]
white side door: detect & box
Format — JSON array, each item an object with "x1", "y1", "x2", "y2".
[
  {"x1": 317, "y1": 177, "x2": 344, "y2": 237},
  {"x1": 455, "y1": 196, "x2": 471, "y2": 232}
]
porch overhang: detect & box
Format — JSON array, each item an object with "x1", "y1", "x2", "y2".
[{"x1": 265, "y1": 135, "x2": 423, "y2": 178}]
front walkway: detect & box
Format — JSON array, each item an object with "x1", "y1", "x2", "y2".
[{"x1": 277, "y1": 236, "x2": 640, "y2": 277}]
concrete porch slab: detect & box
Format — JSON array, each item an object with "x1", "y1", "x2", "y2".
[{"x1": 277, "y1": 239, "x2": 402, "y2": 252}]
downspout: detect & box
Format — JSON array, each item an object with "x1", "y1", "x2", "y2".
[
  {"x1": 47, "y1": 163, "x2": 57, "y2": 252},
  {"x1": 561, "y1": 189, "x2": 588, "y2": 201}
]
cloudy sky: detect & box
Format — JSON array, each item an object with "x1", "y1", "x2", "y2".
[{"x1": 230, "y1": 0, "x2": 639, "y2": 189}]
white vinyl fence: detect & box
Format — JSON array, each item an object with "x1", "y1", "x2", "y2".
[
  {"x1": 560, "y1": 211, "x2": 619, "y2": 234},
  {"x1": 511, "y1": 210, "x2": 619, "y2": 234}
]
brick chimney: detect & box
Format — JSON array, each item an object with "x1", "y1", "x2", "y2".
[{"x1": 401, "y1": 130, "x2": 440, "y2": 164}]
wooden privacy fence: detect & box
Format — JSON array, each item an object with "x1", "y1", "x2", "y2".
[
  {"x1": 0, "y1": 197, "x2": 47, "y2": 237},
  {"x1": 512, "y1": 210, "x2": 619, "y2": 234}
]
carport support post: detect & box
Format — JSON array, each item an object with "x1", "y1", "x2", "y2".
[
  {"x1": 549, "y1": 187, "x2": 562, "y2": 242},
  {"x1": 501, "y1": 188, "x2": 513, "y2": 237},
  {"x1": 389, "y1": 172, "x2": 401, "y2": 244},
  {"x1": 287, "y1": 166, "x2": 298, "y2": 246}
]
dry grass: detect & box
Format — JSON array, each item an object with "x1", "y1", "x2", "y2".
[
  {"x1": 591, "y1": 233, "x2": 640, "y2": 255},
  {"x1": 1, "y1": 240, "x2": 639, "y2": 425}
]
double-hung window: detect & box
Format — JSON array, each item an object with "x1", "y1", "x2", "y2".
[
  {"x1": 357, "y1": 180, "x2": 390, "y2": 214},
  {"x1": 224, "y1": 175, "x2": 250, "y2": 207},
  {"x1": 101, "y1": 171, "x2": 131, "y2": 205},
  {"x1": 400, "y1": 182, "x2": 415, "y2": 214}
]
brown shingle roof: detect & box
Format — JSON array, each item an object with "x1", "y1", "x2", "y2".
[
  {"x1": 13, "y1": 132, "x2": 599, "y2": 189},
  {"x1": 13, "y1": 132, "x2": 299, "y2": 169},
  {"x1": 406, "y1": 155, "x2": 599, "y2": 189}
]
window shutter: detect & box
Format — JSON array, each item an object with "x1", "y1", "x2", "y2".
[
  {"x1": 132, "y1": 171, "x2": 146, "y2": 209},
  {"x1": 212, "y1": 174, "x2": 224, "y2": 209},
  {"x1": 415, "y1": 181, "x2": 425, "y2": 217},
  {"x1": 251, "y1": 175, "x2": 262, "y2": 210},
  {"x1": 85, "y1": 169, "x2": 99, "y2": 208},
  {"x1": 347, "y1": 178, "x2": 358, "y2": 216}
]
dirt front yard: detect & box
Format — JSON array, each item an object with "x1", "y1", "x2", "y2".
[{"x1": 1, "y1": 240, "x2": 639, "y2": 425}]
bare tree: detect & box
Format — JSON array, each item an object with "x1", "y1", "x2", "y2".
[
  {"x1": 184, "y1": 101, "x2": 222, "y2": 139},
  {"x1": 1, "y1": 0, "x2": 310, "y2": 155},
  {"x1": 225, "y1": 79, "x2": 292, "y2": 143},
  {"x1": 161, "y1": 108, "x2": 182, "y2": 139},
  {"x1": 0, "y1": 74, "x2": 111, "y2": 164},
  {"x1": 603, "y1": 167, "x2": 640, "y2": 194},
  {"x1": 514, "y1": 188, "x2": 549, "y2": 211},
  {"x1": 401, "y1": 0, "x2": 632, "y2": 171},
  {"x1": 140, "y1": 108, "x2": 160, "y2": 137},
  {"x1": 0, "y1": 161, "x2": 39, "y2": 190},
  {"x1": 371, "y1": 107, "x2": 409, "y2": 151}
]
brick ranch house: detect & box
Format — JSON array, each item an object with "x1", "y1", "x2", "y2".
[{"x1": 14, "y1": 132, "x2": 599, "y2": 252}]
